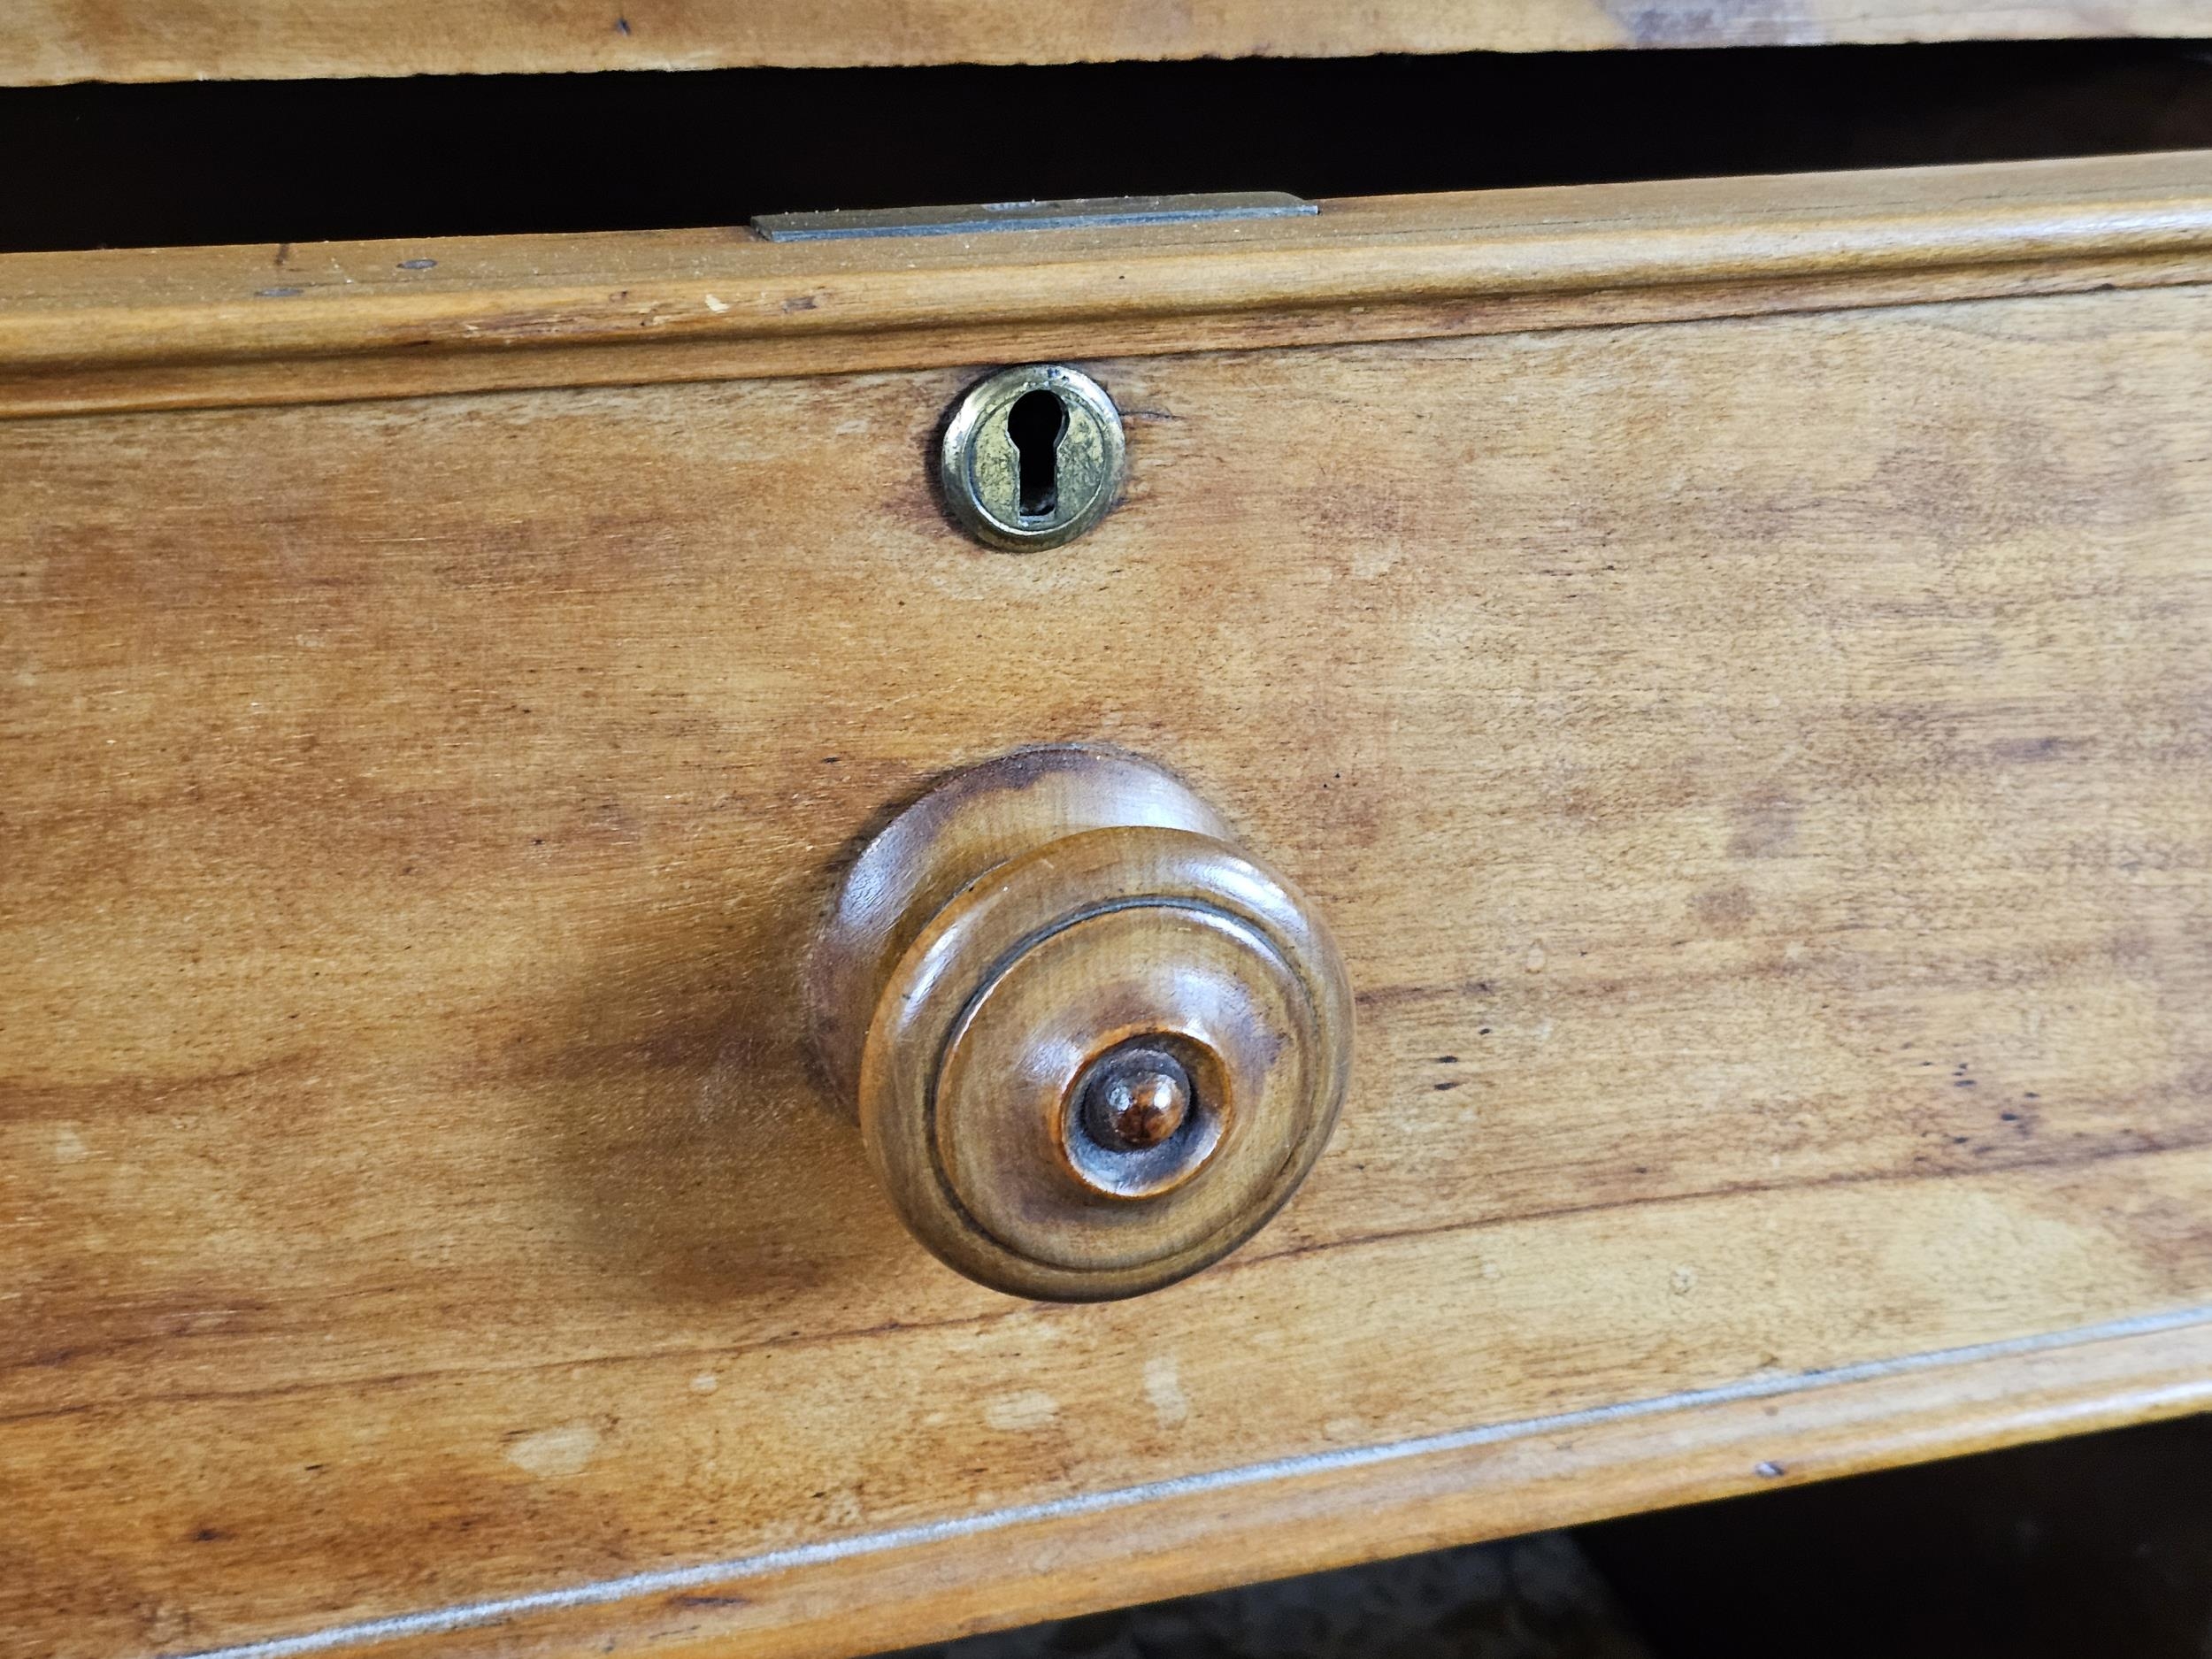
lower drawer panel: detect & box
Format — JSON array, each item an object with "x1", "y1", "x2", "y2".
[{"x1": 5, "y1": 162, "x2": 2212, "y2": 1658}]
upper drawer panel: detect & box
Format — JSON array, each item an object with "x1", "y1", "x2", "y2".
[{"x1": 9, "y1": 0, "x2": 2212, "y2": 84}]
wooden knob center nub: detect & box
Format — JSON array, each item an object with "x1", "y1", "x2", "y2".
[
  {"x1": 808, "y1": 746, "x2": 1352, "y2": 1302},
  {"x1": 1079, "y1": 1046, "x2": 1193, "y2": 1154}
]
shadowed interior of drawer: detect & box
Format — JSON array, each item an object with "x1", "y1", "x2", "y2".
[{"x1": 6, "y1": 39, "x2": 2212, "y2": 253}]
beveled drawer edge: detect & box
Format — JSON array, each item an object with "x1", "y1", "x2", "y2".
[
  {"x1": 4, "y1": 151, "x2": 2212, "y2": 421},
  {"x1": 162, "y1": 1305, "x2": 2212, "y2": 1659}
]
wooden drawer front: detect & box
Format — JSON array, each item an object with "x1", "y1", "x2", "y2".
[{"x1": 5, "y1": 155, "x2": 2212, "y2": 1659}]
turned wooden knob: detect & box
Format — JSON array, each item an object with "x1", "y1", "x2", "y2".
[{"x1": 809, "y1": 746, "x2": 1352, "y2": 1301}]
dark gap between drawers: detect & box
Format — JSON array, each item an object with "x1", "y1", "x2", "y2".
[{"x1": 5, "y1": 40, "x2": 2212, "y2": 253}]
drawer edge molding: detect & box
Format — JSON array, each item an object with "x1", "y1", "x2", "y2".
[
  {"x1": 157, "y1": 1306, "x2": 2212, "y2": 1659},
  {"x1": 4, "y1": 152, "x2": 2212, "y2": 419}
]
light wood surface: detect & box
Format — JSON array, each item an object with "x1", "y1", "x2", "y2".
[
  {"x1": 6, "y1": 156, "x2": 2212, "y2": 1658},
  {"x1": 4, "y1": 155, "x2": 2212, "y2": 419},
  {"x1": 9, "y1": 0, "x2": 2212, "y2": 84}
]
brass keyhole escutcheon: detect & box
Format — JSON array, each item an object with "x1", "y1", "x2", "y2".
[
  {"x1": 938, "y1": 365, "x2": 1126, "y2": 550},
  {"x1": 808, "y1": 746, "x2": 1353, "y2": 1302}
]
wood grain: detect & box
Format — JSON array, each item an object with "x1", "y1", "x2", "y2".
[
  {"x1": 288, "y1": 1314, "x2": 2212, "y2": 1659},
  {"x1": 4, "y1": 154, "x2": 2212, "y2": 419},
  {"x1": 9, "y1": 0, "x2": 2212, "y2": 85},
  {"x1": 6, "y1": 164, "x2": 2212, "y2": 1657}
]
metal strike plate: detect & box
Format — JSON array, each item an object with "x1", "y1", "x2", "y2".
[
  {"x1": 754, "y1": 192, "x2": 1316, "y2": 242},
  {"x1": 938, "y1": 365, "x2": 1126, "y2": 551}
]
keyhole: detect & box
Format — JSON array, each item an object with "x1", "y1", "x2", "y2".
[{"x1": 1007, "y1": 388, "x2": 1067, "y2": 520}]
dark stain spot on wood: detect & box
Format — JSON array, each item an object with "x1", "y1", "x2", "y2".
[
  {"x1": 194, "y1": 1526, "x2": 225, "y2": 1541},
  {"x1": 615, "y1": 15, "x2": 632, "y2": 33},
  {"x1": 1434, "y1": 1054, "x2": 1459, "y2": 1064},
  {"x1": 255, "y1": 287, "x2": 303, "y2": 299},
  {"x1": 1300, "y1": 483, "x2": 1414, "y2": 544},
  {"x1": 398, "y1": 257, "x2": 438, "y2": 271},
  {"x1": 1987, "y1": 734, "x2": 2092, "y2": 763},
  {"x1": 782, "y1": 294, "x2": 819, "y2": 312},
  {"x1": 1692, "y1": 882, "x2": 1757, "y2": 934},
  {"x1": 1755, "y1": 1460, "x2": 1786, "y2": 1478},
  {"x1": 1433, "y1": 1080, "x2": 1463, "y2": 1091},
  {"x1": 1729, "y1": 793, "x2": 1800, "y2": 858},
  {"x1": 1355, "y1": 975, "x2": 1494, "y2": 1011},
  {"x1": 670, "y1": 1593, "x2": 750, "y2": 1608}
]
